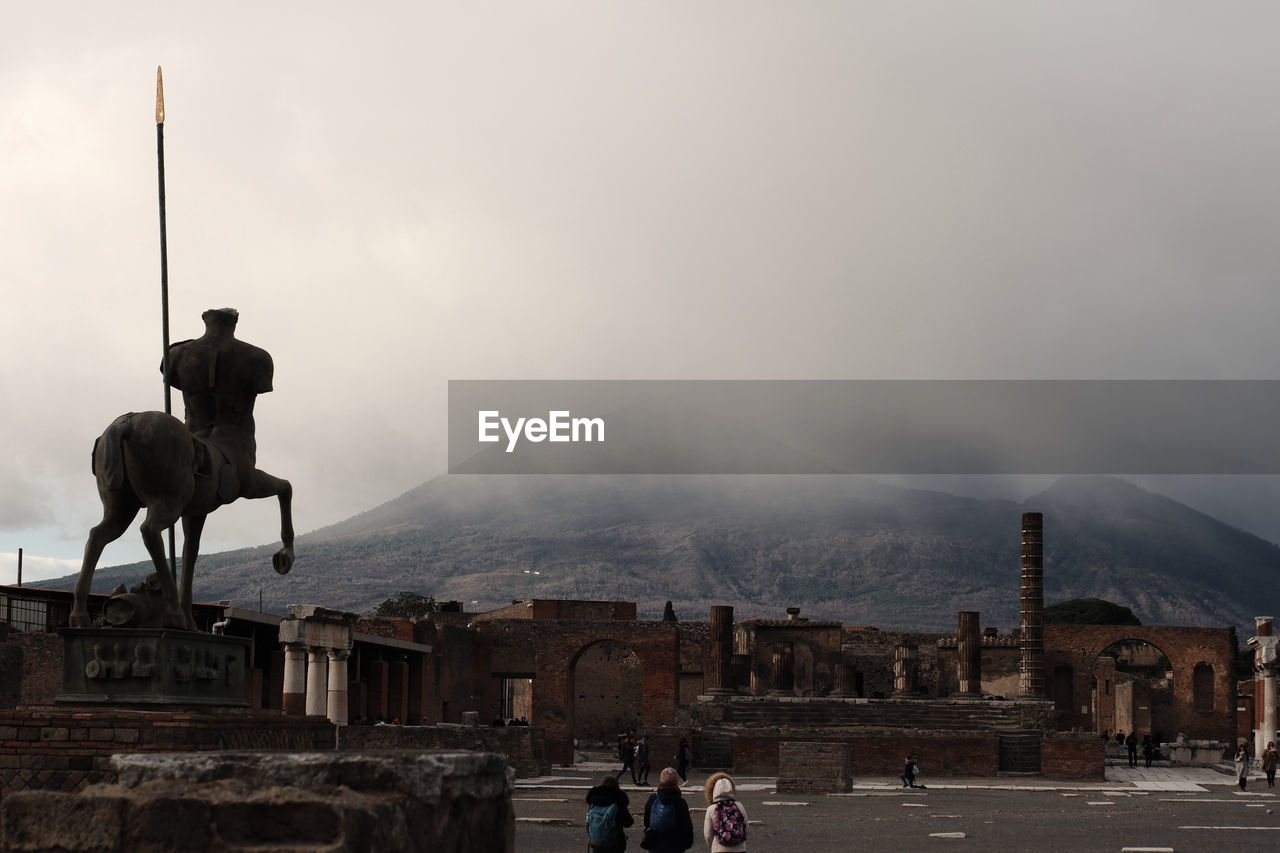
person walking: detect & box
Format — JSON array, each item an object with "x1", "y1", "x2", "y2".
[
  {"x1": 1234, "y1": 744, "x2": 1250, "y2": 791},
  {"x1": 635, "y1": 735, "x2": 652, "y2": 786},
  {"x1": 702, "y1": 772, "x2": 748, "y2": 852},
  {"x1": 586, "y1": 775, "x2": 635, "y2": 851},
  {"x1": 642, "y1": 767, "x2": 694, "y2": 853},
  {"x1": 1125, "y1": 732, "x2": 1138, "y2": 768},
  {"x1": 617, "y1": 731, "x2": 638, "y2": 785},
  {"x1": 1262, "y1": 741, "x2": 1278, "y2": 789},
  {"x1": 1142, "y1": 734, "x2": 1154, "y2": 769},
  {"x1": 676, "y1": 738, "x2": 693, "y2": 785}
]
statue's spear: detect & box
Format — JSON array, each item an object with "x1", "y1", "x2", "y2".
[{"x1": 155, "y1": 66, "x2": 177, "y2": 578}]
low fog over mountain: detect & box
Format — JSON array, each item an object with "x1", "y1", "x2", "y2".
[{"x1": 42, "y1": 475, "x2": 1279, "y2": 639}]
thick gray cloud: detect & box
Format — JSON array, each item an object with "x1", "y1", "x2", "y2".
[{"x1": 4, "y1": 3, "x2": 1280, "y2": 581}]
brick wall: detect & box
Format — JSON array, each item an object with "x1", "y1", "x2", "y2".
[
  {"x1": 777, "y1": 742, "x2": 851, "y2": 792},
  {"x1": 725, "y1": 732, "x2": 1101, "y2": 780},
  {"x1": 0, "y1": 707, "x2": 334, "y2": 802}
]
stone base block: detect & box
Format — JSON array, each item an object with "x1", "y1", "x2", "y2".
[
  {"x1": 1, "y1": 750, "x2": 514, "y2": 853},
  {"x1": 57, "y1": 628, "x2": 250, "y2": 707},
  {"x1": 777, "y1": 742, "x2": 851, "y2": 793}
]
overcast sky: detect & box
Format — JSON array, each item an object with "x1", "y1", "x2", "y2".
[{"x1": 5, "y1": 3, "x2": 1280, "y2": 585}]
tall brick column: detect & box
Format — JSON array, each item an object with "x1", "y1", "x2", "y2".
[
  {"x1": 281, "y1": 642, "x2": 307, "y2": 716},
  {"x1": 1019, "y1": 511, "x2": 1045, "y2": 698},
  {"x1": 956, "y1": 611, "x2": 982, "y2": 697},
  {"x1": 707, "y1": 606, "x2": 735, "y2": 693}
]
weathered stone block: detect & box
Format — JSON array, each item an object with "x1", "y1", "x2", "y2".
[{"x1": 2, "y1": 750, "x2": 515, "y2": 852}]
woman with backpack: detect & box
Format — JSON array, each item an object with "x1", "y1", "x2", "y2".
[
  {"x1": 702, "y1": 772, "x2": 748, "y2": 852},
  {"x1": 586, "y1": 775, "x2": 635, "y2": 851},
  {"x1": 641, "y1": 767, "x2": 694, "y2": 852}
]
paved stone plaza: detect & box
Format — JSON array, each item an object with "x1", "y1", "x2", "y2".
[{"x1": 512, "y1": 758, "x2": 1280, "y2": 852}]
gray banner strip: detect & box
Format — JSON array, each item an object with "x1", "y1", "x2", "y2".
[{"x1": 448, "y1": 380, "x2": 1280, "y2": 474}]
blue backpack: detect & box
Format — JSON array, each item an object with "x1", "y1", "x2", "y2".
[
  {"x1": 649, "y1": 796, "x2": 676, "y2": 833},
  {"x1": 587, "y1": 802, "x2": 619, "y2": 846}
]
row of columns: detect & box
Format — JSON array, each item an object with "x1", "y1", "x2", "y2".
[
  {"x1": 705, "y1": 605, "x2": 989, "y2": 699},
  {"x1": 279, "y1": 605, "x2": 357, "y2": 725}
]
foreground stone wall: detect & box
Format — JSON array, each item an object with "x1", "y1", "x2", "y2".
[
  {"x1": 1, "y1": 750, "x2": 514, "y2": 853},
  {"x1": 0, "y1": 708, "x2": 334, "y2": 803}
]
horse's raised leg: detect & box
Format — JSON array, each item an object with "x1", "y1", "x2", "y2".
[
  {"x1": 71, "y1": 498, "x2": 139, "y2": 627},
  {"x1": 179, "y1": 513, "x2": 207, "y2": 630},
  {"x1": 249, "y1": 469, "x2": 294, "y2": 574},
  {"x1": 139, "y1": 502, "x2": 188, "y2": 629}
]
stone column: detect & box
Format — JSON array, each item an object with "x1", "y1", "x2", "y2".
[
  {"x1": 892, "y1": 644, "x2": 919, "y2": 697},
  {"x1": 707, "y1": 606, "x2": 735, "y2": 693},
  {"x1": 306, "y1": 647, "x2": 328, "y2": 717},
  {"x1": 281, "y1": 642, "x2": 307, "y2": 716},
  {"x1": 327, "y1": 649, "x2": 350, "y2": 725},
  {"x1": 388, "y1": 658, "x2": 410, "y2": 724},
  {"x1": 1019, "y1": 512, "x2": 1045, "y2": 698},
  {"x1": 1250, "y1": 617, "x2": 1279, "y2": 758},
  {"x1": 769, "y1": 643, "x2": 794, "y2": 694},
  {"x1": 956, "y1": 611, "x2": 982, "y2": 697},
  {"x1": 832, "y1": 661, "x2": 857, "y2": 697},
  {"x1": 730, "y1": 654, "x2": 751, "y2": 694}
]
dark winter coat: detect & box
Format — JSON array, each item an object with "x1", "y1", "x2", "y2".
[
  {"x1": 642, "y1": 788, "x2": 694, "y2": 853},
  {"x1": 586, "y1": 784, "x2": 635, "y2": 851}
]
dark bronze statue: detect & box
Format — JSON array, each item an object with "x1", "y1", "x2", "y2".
[{"x1": 71, "y1": 309, "x2": 294, "y2": 630}]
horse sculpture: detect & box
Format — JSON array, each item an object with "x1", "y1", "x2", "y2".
[{"x1": 70, "y1": 309, "x2": 294, "y2": 631}]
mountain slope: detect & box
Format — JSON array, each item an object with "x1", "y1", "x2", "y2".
[{"x1": 49, "y1": 475, "x2": 1280, "y2": 636}]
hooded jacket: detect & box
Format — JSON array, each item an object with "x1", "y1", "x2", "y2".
[
  {"x1": 702, "y1": 775, "x2": 747, "y2": 852},
  {"x1": 586, "y1": 783, "x2": 635, "y2": 851}
]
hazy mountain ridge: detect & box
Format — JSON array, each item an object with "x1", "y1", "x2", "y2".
[{"x1": 50, "y1": 475, "x2": 1279, "y2": 637}]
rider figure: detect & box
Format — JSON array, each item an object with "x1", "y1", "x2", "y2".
[{"x1": 163, "y1": 308, "x2": 274, "y2": 503}]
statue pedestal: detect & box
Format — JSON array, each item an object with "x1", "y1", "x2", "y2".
[{"x1": 56, "y1": 628, "x2": 250, "y2": 707}]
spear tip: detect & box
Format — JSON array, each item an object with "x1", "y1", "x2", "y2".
[{"x1": 155, "y1": 66, "x2": 165, "y2": 124}]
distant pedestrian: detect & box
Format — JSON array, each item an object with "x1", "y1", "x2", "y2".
[
  {"x1": 636, "y1": 736, "x2": 651, "y2": 786},
  {"x1": 642, "y1": 767, "x2": 694, "y2": 852},
  {"x1": 1125, "y1": 732, "x2": 1137, "y2": 768},
  {"x1": 1142, "y1": 734, "x2": 1154, "y2": 769},
  {"x1": 676, "y1": 738, "x2": 693, "y2": 785},
  {"x1": 703, "y1": 772, "x2": 748, "y2": 852},
  {"x1": 1263, "y1": 741, "x2": 1278, "y2": 788},
  {"x1": 1235, "y1": 744, "x2": 1250, "y2": 791},
  {"x1": 586, "y1": 774, "x2": 634, "y2": 851},
  {"x1": 617, "y1": 731, "x2": 638, "y2": 785},
  {"x1": 898, "y1": 755, "x2": 921, "y2": 788}
]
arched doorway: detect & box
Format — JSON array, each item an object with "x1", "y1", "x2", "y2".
[
  {"x1": 1094, "y1": 639, "x2": 1174, "y2": 740},
  {"x1": 572, "y1": 639, "x2": 644, "y2": 746}
]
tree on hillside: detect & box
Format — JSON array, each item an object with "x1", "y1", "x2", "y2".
[
  {"x1": 372, "y1": 591, "x2": 438, "y2": 619},
  {"x1": 1044, "y1": 598, "x2": 1141, "y2": 626}
]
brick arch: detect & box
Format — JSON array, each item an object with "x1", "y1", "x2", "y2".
[
  {"x1": 1045, "y1": 625, "x2": 1235, "y2": 741},
  {"x1": 530, "y1": 623, "x2": 679, "y2": 764},
  {"x1": 569, "y1": 637, "x2": 644, "y2": 742}
]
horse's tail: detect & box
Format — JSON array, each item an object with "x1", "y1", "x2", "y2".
[{"x1": 96, "y1": 412, "x2": 136, "y2": 491}]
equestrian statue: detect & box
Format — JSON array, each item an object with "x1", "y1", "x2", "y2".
[{"x1": 70, "y1": 308, "x2": 294, "y2": 630}]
